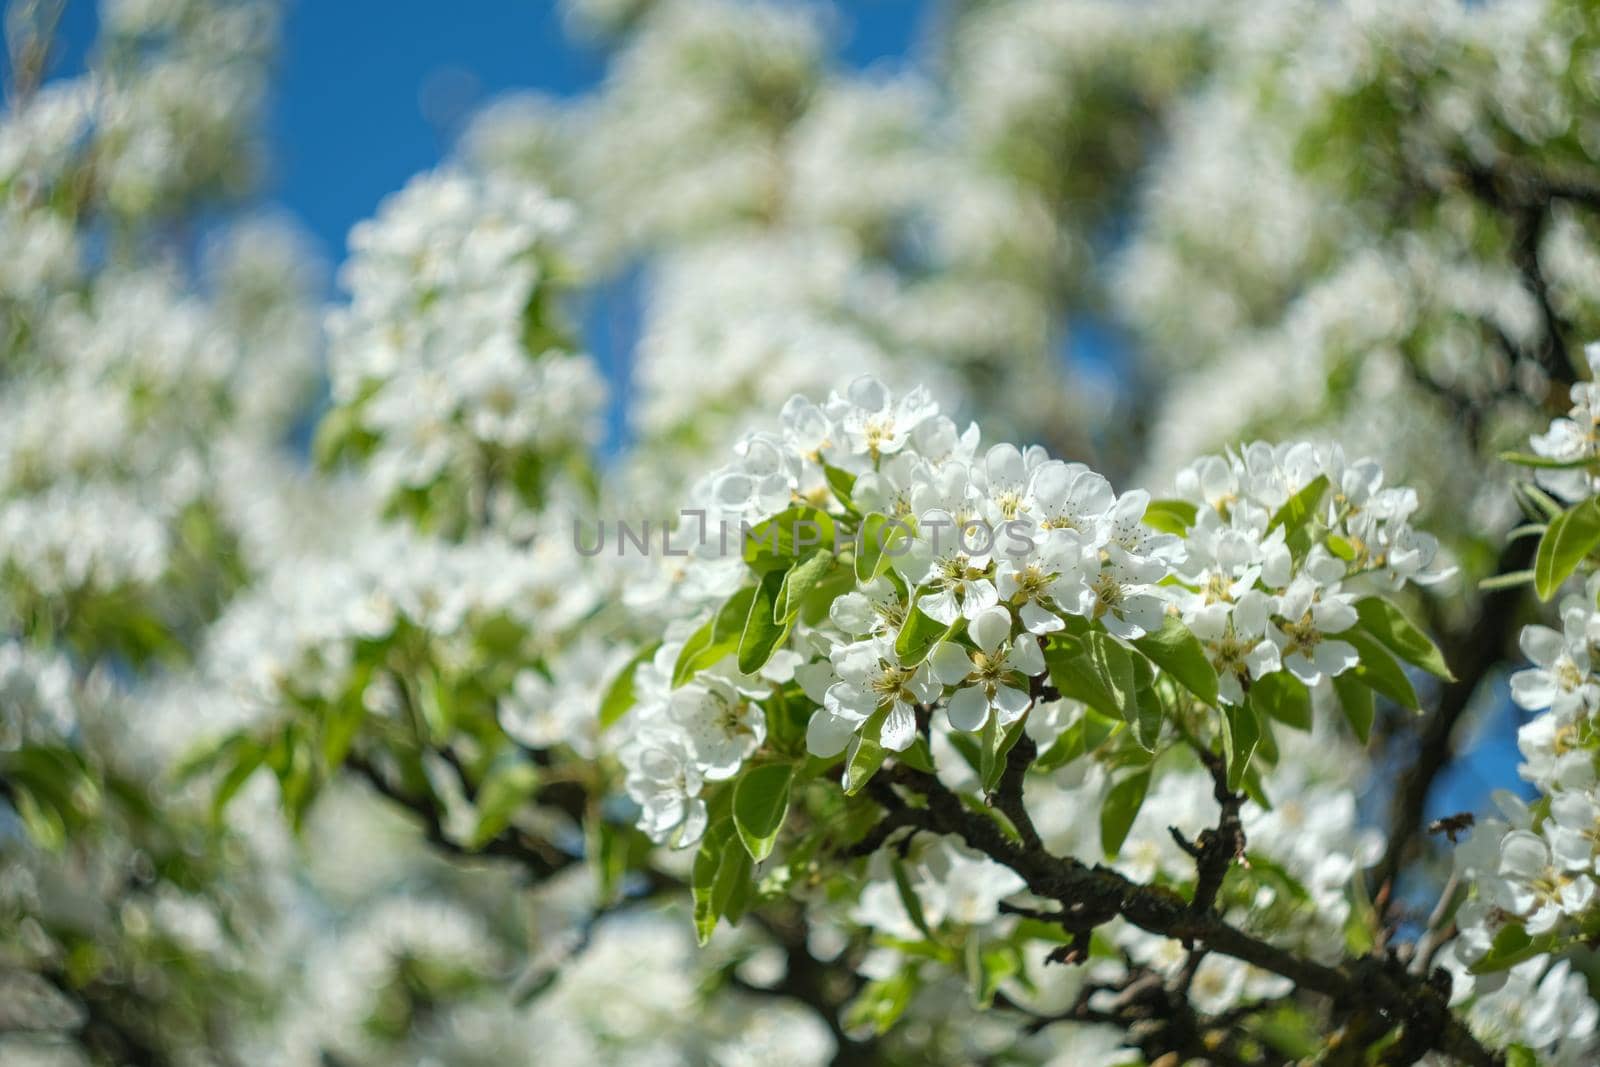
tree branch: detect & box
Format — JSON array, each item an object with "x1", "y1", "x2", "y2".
[{"x1": 874, "y1": 762, "x2": 1501, "y2": 1067}]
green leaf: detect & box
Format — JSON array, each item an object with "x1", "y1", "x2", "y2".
[
  {"x1": 692, "y1": 827, "x2": 727, "y2": 945},
  {"x1": 1331, "y1": 672, "x2": 1375, "y2": 743},
  {"x1": 10, "y1": 784, "x2": 65, "y2": 849},
  {"x1": 743, "y1": 506, "x2": 837, "y2": 574},
  {"x1": 673, "y1": 586, "x2": 757, "y2": 686},
  {"x1": 738, "y1": 569, "x2": 791, "y2": 674},
  {"x1": 712, "y1": 841, "x2": 754, "y2": 928},
  {"x1": 845, "y1": 970, "x2": 917, "y2": 1035},
  {"x1": 598, "y1": 640, "x2": 662, "y2": 731},
  {"x1": 823, "y1": 464, "x2": 859, "y2": 513},
  {"x1": 418, "y1": 670, "x2": 455, "y2": 743},
  {"x1": 1249, "y1": 670, "x2": 1311, "y2": 731},
  {"x1": 1045, "y1": 630, "x2": 1137, "y2": 728},
  {"x1": 1468, "y1": 922, "x2": 1557, "y2": 975},
  {"x1": 1033, "y1": 708, "x2": 1122, "y2": 772},
  {"x1": 1133, "y1": 615, "x2": 1219, "y2": 705},
  {"x1": 1479, "y1": 569, "x2": 1535, "y2": 592},
  {"x1": 894, "y1": 604, "x2": 956, "y2": 667},
  {"x1": 891, "y1": 858, "x2": 933, "y2": 938},
  {"x1": 733, "y1": 763, "x2": 794, "y2": 863},
  {"x1": 855, "y1": 512, "x2": 910, "y2": 584},
  {"x1": 1354, "y1": 598, "x2": 1453, "y2": 681},
  {"x1": 777, "y1": 550, "x2": 835, "y2": 623},
  {"x1": 1268, "y1": 474, "x2": 1329, "y2": 534},
  {"x1": 1100, "y1": 767, "x2": 1151, "y2": 858},
  {"x1": 965, "y1": 935, "x2": 1020, "y2": 1009},
  {"x1": 1225, "y1": 699, "x2": 1263, "y2": 792},
  {"x1": 1499, "y1": 450, "x2": 1600, "y2": 470},
  {"x1": 1340, "y1": 628, "x2": 1419, "y2": 711},
  {"x1": 1132, "y1": 665, "x2": 1164, "y2": 751},
  {"x1": 844, "y1": 707, "x2": 891, "y2": 795},
  {"x1": 470, "y1": 758, "x2": 541, "y2": 849},
  {"x1": 1505, "y1": 1044, "x2": 1539, "y2": 1067},
  {"x1": 1535, "y1": 497, "x2": 1600, "y2": 601},
  {"x1": 979, "y1": 715, "x2": 1027, "y2": 794},
  {"x1": 212, "y1": 738, "x2": 266, "y2": 820},
  {"x1": 898, "y1": 736, "x2": 937, "y2": 774},
  {"x1": 1142, "y1": 498, "x2": 1198, "y2": 535}
]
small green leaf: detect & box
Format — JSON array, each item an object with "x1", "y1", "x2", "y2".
[
  {"x1": 898, "y1": 736, "x2": 937, "y2": 774},
  {"x1": 598, "y1": 641, "x2": 662, "y2": 731},
  {"x1": 1268, "y1": 474, "x2": 1329, "y2": 534},
  {"x1": 1033, "y1": 708, "x2": 1122, "y2": 772},
  {"x1": 777, "y1": 550, "x2": 835, "y2": 623},
  {"x1": 712, "y1": 840, "x2": 754, "y2": 928},
  {"x1": 894, "y1": 604, "x2": 956, "y2": 666},
  {"x1": 824, "y1": 464, "x2": 859, "y2": 513},
  {"x1": 743, "y1": 506, "x2": 837, "y2": 573},
  {"x1": 1354, "y1": 598, "x2": 1453, "y2": 681},
  {"x1": 978, "y1": 716, "x2": 1027, "y2": 793},
  {"x1": 965, "y1": 935, "x2": 1020, "y2": 1009},
  {"x1": 1250, "y1": 670, "x2": 1311, "y2": 731},
  {"x1": 1143, "y1": 498, "x2": 1198, "y2": 535},
  {"x1": 1499, "y1": 450, "x2": 1600, "y2": 470},
  {"x1": 1100, "y1": 767, "x2": 1151, "y2": 858},
  {"x1": 1225, "y1": 699, "x2": 1263, "y2": 792},
  {"x1": 212, "y1": 738, "x2": 266, "y2": 820},
  {"x1": 1505, "y1": 1044, "x2": 1538, "y2": 1067},
  {"x1": 1534, "y1": 497, "x2": 1600, "y2": 600},
  {"x1": 854, "y1": 513, "x2": 909, "y2": 584},
  {"x1": 470, "y1": 758, "x2": 541, "y2": 849},
  {"x1": 1468, "y1": 922, "x2": 1557, "y2": 975},
  {"x1": 891, "y1": 858, "x2": 933, "y2": 938},
  {"x1": 733, "y1": 763, "x2": 794, "y2": 863},
  {"x1": 673, "y1": 587, "x2": 756, "y2": 686},
  {"x1": 738, "y1": 569, "x2": 791, "y2": 674},
  {"x1": 1045, "y1": 630, "x2": 1137, "y2": 727},
  {"x1": 1133, "y1": 615, "x2": 1219, "y2": 705},
  {"x1": 1132, "y1": 668, "x2": 1164, "y2": 750},
  {"x1": 844, "y1": 707, "x2": 890, "y2": 795},
  {"x1": 1341, "y1": 628, "x2": 1419, "y2": 711},
  {"x1": 1331, "y1": 672, "x2": 1375, "y2": 743}
]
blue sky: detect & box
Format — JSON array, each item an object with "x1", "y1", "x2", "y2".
[{"x1": 43, "y1": 0, "x2": 928, "y2": 262}]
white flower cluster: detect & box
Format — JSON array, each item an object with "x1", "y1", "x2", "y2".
[
  {"x1": 0, "y1": 83, "x2": 93, "y2": 318},
  {"x1": 0, "y1": 484, "x2": 168, "y2": 605},
  {"x1": 1440, "y1": 396, "x2": 1600, "y2": 1060},
  {"x1": 326, "y1": 168, "x2": 605, "y2": 503},
  {"x1": 853, "y1": 835, "x2": 1026, "y2": 941},
  {"x1": 94, "y1": 0, "x2": 279, "y2": 217},
  {"x1": 1528, "y1": 354, "x2": 1600, "y2": 503},
  {"x1": 1453, "y1": 577, "x2": 1600, "y2": 957},
  {"x1": 205, "y1": 528, "x2": 597, "y2": 737},
  {"x1": 0, "y1": 642, "x2": 76, "y2": 751},
  {"x1": 615, "y1": 379, "x2": 1448, "y2": 846},
  {"x1": 1170, "y1": 441, "x2": 1451, "y2": 701}
]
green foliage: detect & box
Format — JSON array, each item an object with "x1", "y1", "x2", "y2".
[
  {"x1": 733, "y1": 762, "x2": 795, "y2": 862},
  {"x1": 598, "y1": 640, "x2": 661, "y2": 731},
  {"x1": 1133, "y1": 614, "x2": 1220, "y2": 705},
  {"x1": 1353, "y1": 598, "x2": 1452, "y2": 681},
  {"x1": 1535, "y1": 497, "x2": 1600, "y2": 600},
  {"x1": 1100, "y1": 767, "x2": 1151, "y2": 858}
]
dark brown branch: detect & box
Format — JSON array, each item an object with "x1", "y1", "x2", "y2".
[
  {"x1": 876, "y1": 764, "x2": 1501, "y2": 1067},
  {"x1": 993, "y1": 732, "x2": 1042, "y2": 852},
  {"x1": 1187, "y1": 744, "x2": 1246, "y2": 916}
]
